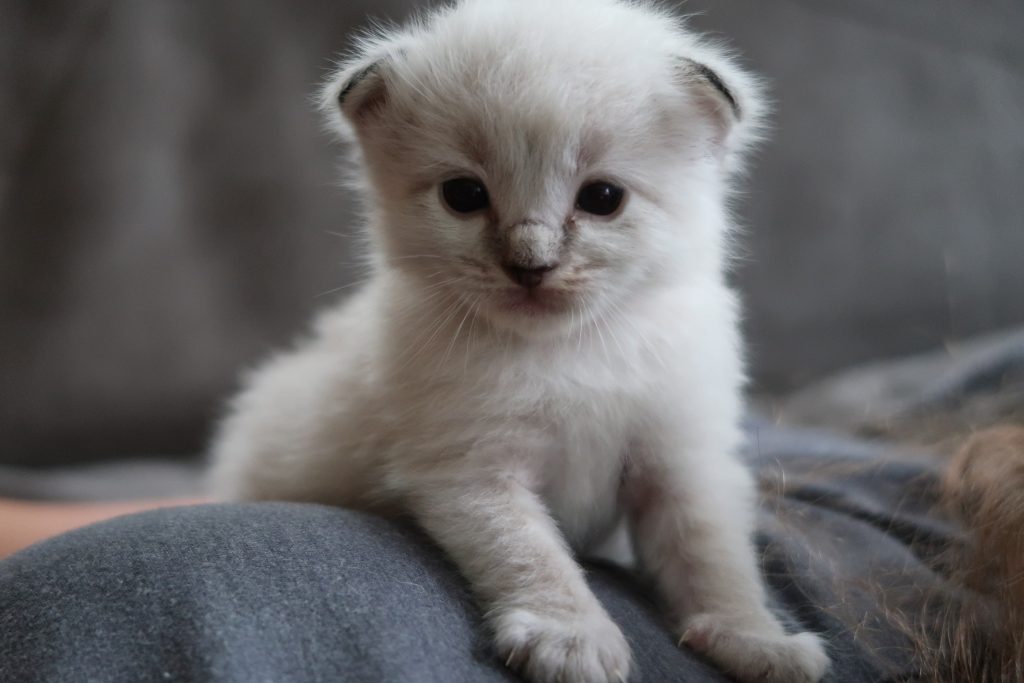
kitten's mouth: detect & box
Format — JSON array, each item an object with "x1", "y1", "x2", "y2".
[{"x1": 495, "y1": 287, "x2": 571, "y2": 317}]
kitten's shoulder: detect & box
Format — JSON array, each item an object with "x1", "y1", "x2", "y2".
[{"x1": 309, "y1": 277, "x2": 388, "y2": 347}]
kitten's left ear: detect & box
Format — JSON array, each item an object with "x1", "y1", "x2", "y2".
[{"x1": 673, "y1": 56, "x2": 765, "y2": 165}]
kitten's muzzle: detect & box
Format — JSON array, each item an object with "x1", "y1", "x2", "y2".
[
  {"x1": 502, "y1": 262, "x2": 559, "y2": 290},
  {"x1": 498, "y1": 220, "x2": 562, "y2": 290}
]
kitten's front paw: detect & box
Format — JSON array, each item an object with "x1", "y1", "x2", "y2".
[
  {"x1": 680, "y1": 613, "x2": 829, "y2": 683},
  {"x1": 494, "y1": 607, "x2": 632, "y2": 683}
]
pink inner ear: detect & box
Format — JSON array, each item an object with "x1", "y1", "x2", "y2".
[
  {"x1": 693, "y1": 90, "x2": 736, "y2": 150},
  {"x1": 339, "y1": 64, "x2": 390, "y2": 124},
  {"x1": 690, "y1": 63, "x2": 740, "y2": 119},
  {"x1": 675, "y1": 59, "x2": 740, "y2": 150}
]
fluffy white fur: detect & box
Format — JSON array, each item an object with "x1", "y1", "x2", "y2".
[{"x1": 209, "y1": 2, "x2": 829, "y2": 682}]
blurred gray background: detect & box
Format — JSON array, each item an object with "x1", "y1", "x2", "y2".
[{"x1": 2, "y1": 0, "x2": 1022, "y2": 466}]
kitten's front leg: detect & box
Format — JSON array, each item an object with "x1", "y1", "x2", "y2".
[
  {"x1": 625, "y1": 427, "x2": 829, "y2": 683},
  {"x1": 408, "y1": 471, "x2": 631, "y2": 683}
]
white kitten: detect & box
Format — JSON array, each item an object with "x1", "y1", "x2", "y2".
[{"x1": 210, "y1": 1, "x2": 829, "y2": 681}]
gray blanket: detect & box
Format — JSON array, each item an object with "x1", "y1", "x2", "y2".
[{"x1": 0, "y1": 438, "x2": 952, "y2": 682}]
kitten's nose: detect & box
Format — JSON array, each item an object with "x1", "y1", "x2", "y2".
[{"x1": 502, "y1": 263, "x2": 558, "y2": 290}]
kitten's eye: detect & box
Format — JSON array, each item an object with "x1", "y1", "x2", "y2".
[
  {"x1": 576, "y1": 181, "x2": 625, "y2": 216},
  {"x1": 441, "y1": 177, "x2": 490, "y2": 214}
]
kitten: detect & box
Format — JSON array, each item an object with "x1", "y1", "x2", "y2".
[{"x1": 210, "y1": 1, "x2": 829, "y2": 681}]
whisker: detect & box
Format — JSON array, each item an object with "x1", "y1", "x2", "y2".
[
  {"x1": 464, "y1": 295, "x2": 482, "y2": 377},
  {"x1": 386, "y1": 254, "x2": 450, "y2": 262},
  {"x1": 316, "y1": 279, "x2": 367, "y2": 298},
  {"x1": 606, "y1": 297, "x2": 667, "y2": 371},
  {"x1": 576, "y1": 303, "x2": 586, "y2": 352},
  {"x1": 441, "y1": 298, "x2": 475, "y2": 369},
  {"x1": 598, "y1": 304, "x2": 629, "y2": 362},
  {"x1": 585, "y1": 300, "x2": 611, "y2": 366},
  {"x1": 396, "y1": 296, "x2": 464, "y2": 372}
]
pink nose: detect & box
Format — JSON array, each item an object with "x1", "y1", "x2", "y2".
[{"x1": 502, "y1": 263, "x2": 558, "y2": 289}]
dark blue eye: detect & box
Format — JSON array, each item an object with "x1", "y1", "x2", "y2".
[
  {"x1": 442, "y1": 178, "x2": 490, "y2": 214},
  {"x1": 576, "y1": 182, "x2": 625, "y2": 216}
]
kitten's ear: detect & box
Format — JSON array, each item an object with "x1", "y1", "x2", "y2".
[
  {"x1": 672, "y1": 56, "x2": 765, "y2": 164},
  {"x1": 327, "y1": 58, "x2": 390, "y2": 127},
  {"x1": 321, "y1": 43, "x2": 409, "y2": 139},
  {"x1": 337, "y1": 59, "x2": 389, "y2": 122},
  {"x1": 677, "y1": 59, "x2": 740, "y2": 130}
]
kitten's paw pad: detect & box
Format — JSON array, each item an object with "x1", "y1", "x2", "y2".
[
  {"x1": 494, "y1": 607, "x2": 632, "y2": 683},
  {"x1": 680, "y1": 614, "x2": 829, "y2": 683}
]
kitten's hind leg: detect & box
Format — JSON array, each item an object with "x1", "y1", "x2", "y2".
[
  {"x1": 624, "y1": 430, "x2": 829, "y2": 683},
  {"x1": 408, "y1": 469, "x2": 632, "y2": 683}
]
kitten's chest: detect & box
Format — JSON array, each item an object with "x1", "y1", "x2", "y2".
[
  {"x1": 538, "y1": 401, "x2": 631, "y2": 550},
  {"x1": 507, "y1": 362, "x2": 640, "y2": 550},
  {"x1": 442, "y1": 339, "x2": 655, "y2": 546}
]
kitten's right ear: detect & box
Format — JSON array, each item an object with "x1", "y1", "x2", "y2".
[
  {"x1": 335, "y1": 59, "x2": 387, "y2": 123},
  {"x1": 328, "y1": 58, "x2": 390, "y2": 126}
]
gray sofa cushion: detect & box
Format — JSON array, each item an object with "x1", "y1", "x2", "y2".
[
  {"x1": 687, "y1": 0, "x2": 1024, "y2": 388},
  {"x1": 1, "y1": 0, "x2": 418, "y2": 464}
]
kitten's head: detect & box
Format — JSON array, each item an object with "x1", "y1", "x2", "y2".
[{"x1": 323, "y1": 0, "x2": 764, "y2": 338}]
